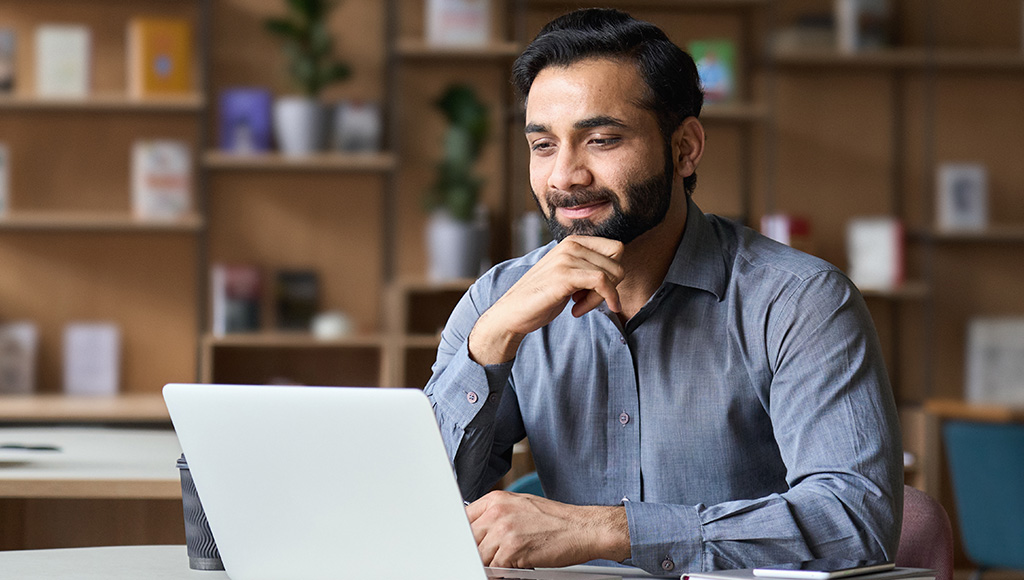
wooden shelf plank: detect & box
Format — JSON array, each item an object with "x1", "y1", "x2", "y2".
[
  {"x1": 0, "y1": 395, "x2": 170, "y2": 423},
  {"x1": 702, "y1": 102, "x2": 769, "y2": 123},
  {"x1": 0, "y1": 212, "x2": 204, "y2": 232},
  {"x1": 925, "y1": 398, "x2": 1024, "y2": 423},
  {"x1": 915, "y1": 225, "x2": 1024, "y2": 243},
  {"x1": 203, "y1": 332, "x2": 386, "y2": 349},
  {"x1": 395, "y1": 39, "x2": 521, "y2": 60},
  {"x1": 0, "y1": 93, "x2": 204, "y2": 113},
  {"x1": 203, "y1": 151, "x2": 396, "y2": 172},
  {"x1": 393, "y1": 277, "x2": 475, "y2": 293},
  {"x1": 859, "y1": 281, "x2": 930, "y2": 300},
  {"x1": 931, "y1": 49, "x2": 1024, "y2": 71},
  {"x1": 771, "y1": 48, "x2": 930, "y2": 69}
]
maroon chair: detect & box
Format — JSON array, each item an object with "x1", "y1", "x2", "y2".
[{"x1": 896, "y1": 485, "x2": 954, "y2": 580}]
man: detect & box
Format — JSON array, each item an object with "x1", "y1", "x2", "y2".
[{"x1": 423, "y1": 8, "x2": 902, "y2": 575}]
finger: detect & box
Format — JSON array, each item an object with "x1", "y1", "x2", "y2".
[
  {"x1": 563, "y1": 266, "x2": 621, "y2": 313},
  {"x1": 562, "y1": 235, "x2": 625, "y2": 261},
  {"x1": 571, "y1": 289, "x2": 608, "y2": 318},
  {"x1": 466, "y1": 493, "x2": 493, "y2": 524},
  {"x1": 556, "y1": 239, "x2": 625, "y2": 282}
]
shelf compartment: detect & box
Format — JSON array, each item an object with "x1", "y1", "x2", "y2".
[
  {"x1": 395, "y1": 39, "x2": 521, "y2": 60},
  {"x1": 201, "y1": 332, "x2": 387, "y2": 387},
  {"x1": 0, "y1": 94, "x2": 205, "y2": 113},
  {"x1": 0, "y1": 211, "x2": 204, "y2": 232},
  {"x1": 771, "y1": 48, "x2": 931, "y2": 69},
  {"x1": 203, "y1": 151, "x2": 396, "y2": 172}
]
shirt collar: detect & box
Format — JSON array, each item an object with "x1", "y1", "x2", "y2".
[{"x1": 662, "y1": 196, "x2": 728, "y2": 301}]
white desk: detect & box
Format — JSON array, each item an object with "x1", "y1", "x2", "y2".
[
  {"x1": 0, "y1": 426, "x2": 182, "y2": 499},
  {"x1": 0, "y1": 545, "x2": 667, "y2": 579}
]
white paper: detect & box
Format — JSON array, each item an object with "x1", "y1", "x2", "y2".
[
  {"x1": 966, "y1": 318, "x2": 1024, "y2": 406},
  {"x1": 35, "y1": 24, "x2": 91, "y2": 98},
  {"x1": 0, "y1": 322, "x2": 39, "y2": 394},
  {"x1": 426, "y1": 0, "x2": 491, "y2": 46},
  {"x1": 63, "y1": 323, "x2": 121, "y2": 396},
  {"x1": 846, "y1": 216, "x2": 903, "y2": 291}
]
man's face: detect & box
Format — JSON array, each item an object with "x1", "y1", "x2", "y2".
[{"x1": 525, "y1": 58, "x2": 674, "y2": 244}]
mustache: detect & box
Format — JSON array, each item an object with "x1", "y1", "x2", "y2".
[{"x1": 545, "y1": 188, "x2": 617, "y2": 209}]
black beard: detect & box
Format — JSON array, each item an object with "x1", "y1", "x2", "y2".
[{"x1": 534, "y1": 166, "x2": 673, "y2": 245}]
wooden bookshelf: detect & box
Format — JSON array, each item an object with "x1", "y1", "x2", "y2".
[
  {"x1": 702, "y1": 103, "x2": 769, "y2": 123},
  {"x1": 859, "y1": 281, "x2": 930, "y2": 301},
  {"x1": 916, "y1": 226, "x2": 1024, "y2": 244},
  {"x1": 203, "y1": 151, "x2": 397, "y2": 172},
  {"x1": 771, "y1": 47, "x2": 931, "y2": 69}
]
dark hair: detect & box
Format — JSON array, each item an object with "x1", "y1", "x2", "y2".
[{"x1": 512, "y1": 8, "x2": 704, "y2": 194}]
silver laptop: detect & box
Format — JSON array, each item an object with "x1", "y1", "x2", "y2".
[{"x1": 163, "y1": 384, "x2": 628, "y2": 580}]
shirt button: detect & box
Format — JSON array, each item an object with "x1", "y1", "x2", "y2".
[
  {"x1": 618, "y1": 412, "x2": 630, "y2": 425},
  {"x1": 619, "y1": 336, "x2": 626, "y2": 345},
  {"x1": 466, "y1": 392, "x2": 478, "y2": 404},
  {"x1": 621, "y1": 496, "x2": 630, "y2": 503},
  {"x1": 661, "y1": 558, "x2": 675, "y2": 572}
]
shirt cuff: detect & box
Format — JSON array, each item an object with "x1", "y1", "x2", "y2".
[
  {"x1": 624, "y1": 500, "x2": 705, "y2": 574},
  {"x1": 430, "y1": 339, "x2": 515, "y2": 430}
]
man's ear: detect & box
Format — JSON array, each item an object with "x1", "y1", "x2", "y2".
[{"x1": 671, "y1": 117, "x2": 705, "y2": 178}]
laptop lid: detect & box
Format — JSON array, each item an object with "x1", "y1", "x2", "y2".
[{"x1": 163, "y1": 383, "x2": 487, "y2": 580}]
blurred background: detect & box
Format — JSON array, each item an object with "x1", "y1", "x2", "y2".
[{"x1": 0, "y1": 0, "x2": 1022, "y2": 573}]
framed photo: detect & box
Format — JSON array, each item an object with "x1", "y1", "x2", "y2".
[
  {"x1": 965, "y1": 318, "x2": 1024, "y2": 406},
  {"x1": 937, "y1": 163, "x2": 988, "y2": 231}
]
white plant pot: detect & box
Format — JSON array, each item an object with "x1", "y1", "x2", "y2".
[
  {"x1": 273, "y1": 97, "x2": 325, "y2": 157},
  {"x1": 426, "y1": 209, "x2": 487, "y2": 282}
]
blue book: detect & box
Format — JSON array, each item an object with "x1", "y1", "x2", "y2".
[{"x1": 218, "y1": 88, "x2": 273, "y2": 153}]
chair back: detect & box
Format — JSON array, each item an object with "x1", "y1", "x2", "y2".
[
  {"x1": 943, "y1": 420, "x2": 1024, "y2": 571},
  {"x1": 896, "y1": 485, "x2": 953, "y2": 580},
  {"x1": 505, "y1": 471, "x2": 544, "y2": 496}
]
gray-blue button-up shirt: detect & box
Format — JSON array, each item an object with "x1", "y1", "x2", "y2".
[{"x1": 424, "y1": 199, "x2": 903, "y2": 574}]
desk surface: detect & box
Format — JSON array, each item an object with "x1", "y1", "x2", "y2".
[
  {"x1": 924, "y1": 398, "x2": 1024, "y2": 423},
  {"x1": 0, "y1": 426, "x2": 182, "y2": 499},
  {"x1": 0, "y1": 394, "x2": 170, "y2": 423},
  {"x1": 0, "y1": 545, "x2": 665, "y2": 579}
]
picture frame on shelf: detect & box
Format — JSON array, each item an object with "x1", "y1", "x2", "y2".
[
  {"x1": 0, "y1": 27, "x2": 14, "y2": 93},
  {"x1": 936, "y1": 162, "x2": 989, "y2": 231},
  {"x1": 846, "y1": 216, "x2": 904, "y2": 292},
  {"x1": 966, "y1": 318, "x2": 1024, "y2": 406},
  {"x1": 63, "y1": 322, "x2": 121, "y2": 396},
  {"x1": 426, "y1": 0, "x2": 491, "y2": 47},
  {"x1": 34, "y1": 24, "x2": 91, "y2": 98},
  {"x1": 219, "y1": 88, "x2": 273, "y2": 153}
]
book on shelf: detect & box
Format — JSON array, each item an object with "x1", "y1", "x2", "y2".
[
  {"x1": 132, "y1": 140, "x2": 192, "y2": 220},
  {"x1": 846, "y1": 216, "x2": 904, "y2": 292},
  {"x1": 685, "y1": 567, "x2": 934, "y2": 580},
  {"x1": 211, "y1": 264, "x2": 262, "y2": 336},
  {"x1": 936, "y1": 162, "x2": 988, "y2": 232},
  {"x1": 127, "y1": 17, "x2": 194, "y2": 98},
  {"x1": 34, "y1": 24, "x2": 91, "y2": 98},
  {"x1": 218, "y1": 88, "x2": 273, "y2": 153},
  {"x1": 966, "y1": 317, "x2": 1024, "y2": 407},
  {"x1": 688, "y1": 39, "x2": 737, "y2": 104},
  {"x1": 425, "y1": 0, "x2": 491, "y2": 46},
  {"x1": 835, "y1": 0, "x2": 890, "y2": 53},
  {"x1": 275, "y1": 269, "x2": 320, "y2": 331},
  {"x1": 63, "y1": 322, "x2": 121, "y2": 396},
  {"x1": 332, "y1": 100, "x2": 383, "y2": 153},
  {"x1": 0, "y1": 322, "x2": 39, "y2": 395},
  {"x1": 0, "y1": 142, "x2": 9, "y2": 216},
  {"x1": 0, "y1": 27, "x2": 14, "y2": 94}
]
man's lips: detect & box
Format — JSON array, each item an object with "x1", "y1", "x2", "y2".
[{"x1": 556, "y1": 200, "x2": 612, "y2": 220}]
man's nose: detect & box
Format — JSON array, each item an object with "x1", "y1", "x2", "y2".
[{"x1": 548, "y1": 146, "x2": 593, "y2": 192}]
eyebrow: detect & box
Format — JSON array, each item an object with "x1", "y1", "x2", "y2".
[{"x1": 524, "y1": 115, "x2": 629, "y2": 135}]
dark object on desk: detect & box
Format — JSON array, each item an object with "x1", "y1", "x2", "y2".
[
  {"x1": 176, "y1": 454, "x2": 224, "y2": 571},
  {"x1": 753, "y1": 560, "x2": 893, "y2": 579},
  {"x1": 0, "y1": 444, "x2": 60, "y2": 451},
  {"x1": 943, "y1": 420, "x2": 1024, "y2": 578}
]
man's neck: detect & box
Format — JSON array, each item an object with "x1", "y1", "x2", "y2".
[{"x1": 614, "y1": 198, "x2": 688, "y2": 322}]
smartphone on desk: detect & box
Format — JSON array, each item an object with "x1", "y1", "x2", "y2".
[{"x1": 753, "y1": 559, "x2": 895, "y2": 580}]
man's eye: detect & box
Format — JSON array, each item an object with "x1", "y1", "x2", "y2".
[
  {"x1": 590, "y1": 137, "x2": 621, "y2": 147},
  {"x1": 531, "y1": 142, "x2": 554, "y2": 152}
]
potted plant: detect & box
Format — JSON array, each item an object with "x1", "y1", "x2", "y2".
[
  {"x1": 265, "y1": 0, "x2": 351, "y2": 156},
  {"x1": 424, "y1": 84, "x2": 490, "y2": 281}
]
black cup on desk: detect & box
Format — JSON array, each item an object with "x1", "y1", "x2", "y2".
[{"x1": 176, "y1": 454, "x2": 225, "y2": 571}]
